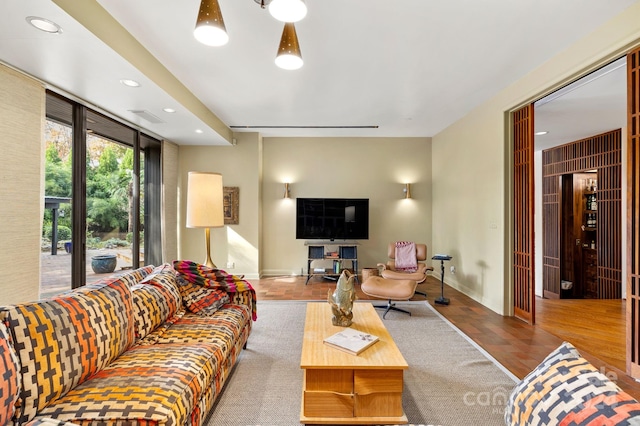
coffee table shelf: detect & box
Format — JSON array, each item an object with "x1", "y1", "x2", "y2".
[{"x1": 300, "y1": 302, "x2": 408, "y2": 424}]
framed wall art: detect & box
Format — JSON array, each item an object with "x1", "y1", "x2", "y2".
[{"x1": 223, "y1": 186, "x2": 239, "y2": 225}]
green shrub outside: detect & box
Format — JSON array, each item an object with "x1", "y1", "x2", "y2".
[{"x1": 44, "y1": 225, "x2": 71, "y2": 241}]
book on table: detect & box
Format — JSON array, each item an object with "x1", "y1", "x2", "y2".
[{"x1": 323, "y1": 327, "x2": 379, "y2": 355}]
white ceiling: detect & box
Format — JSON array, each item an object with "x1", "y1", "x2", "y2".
[
  {"x1": 534, "y1": 57, "x2": 627, "y2": 151},
  {"x1": 0, "y1": 0, "x2": 637, "y2": 146}
]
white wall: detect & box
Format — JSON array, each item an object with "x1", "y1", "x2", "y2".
[
  {"x1": 261, "y1": 137, "x2": 432, "y2": 277},
  {"x1": 0, "y1": 64, "x2": 45, "y2": 305},
  {"x1": 177, "y1": 136, "x2": 432, "y2": 278},
  {"x1": 178, "y1": 133, "x2": 262, "y2": 278},
  {"x1": 431, "y1": 3, "x2": 640, "y2": 315},
  {"x1": 432, "y1": 113, "x2": 506, "y2": 313}
]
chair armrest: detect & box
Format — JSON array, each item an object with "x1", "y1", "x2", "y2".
[{"x1": 417, "y1": 263, "x2": 433, "y2": 273}]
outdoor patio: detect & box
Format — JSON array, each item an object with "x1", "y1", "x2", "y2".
[{"x1": 40, "y1": 248, "x2": 143, "y2": 299}]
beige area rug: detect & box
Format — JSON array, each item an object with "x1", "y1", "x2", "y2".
[{"x1": 206, "y1": 300, "x2": 518, "y2": 426}]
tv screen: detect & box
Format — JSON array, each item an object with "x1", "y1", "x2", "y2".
[{"x1": 296, "y1": 198, "x2": 369, "y2": 240}]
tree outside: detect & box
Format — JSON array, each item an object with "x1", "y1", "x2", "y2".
[{"x1": 43, "y1": 120, "x2": 142, "y2": 253}]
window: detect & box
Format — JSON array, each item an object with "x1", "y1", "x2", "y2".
[{"x1": 41, "y1": 92, "x2": 161, "y2": 296}]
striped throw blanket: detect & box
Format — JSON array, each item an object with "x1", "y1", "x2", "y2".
[
  {"x1": 173, "y1": 260, "x2": 257, "y2": 320},
  {"x1": 395, "y1": 241, "x2": 418, "y2": 272}
]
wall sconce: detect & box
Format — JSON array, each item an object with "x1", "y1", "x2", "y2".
[
  {"x1": 284, "y1": 182, "x2": 291, "y2": 198},
  {"x1": 403, "y1": 183, "x2": 412, "y2": 199}
]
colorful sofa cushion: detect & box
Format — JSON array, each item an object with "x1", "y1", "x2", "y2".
[
  {"x1": 89, "y1": 264, "x2": 155, "y2": 290},
  {"x1": 35, "y1": 342, "x2": 224, "y2": 426},
  {"x1": 131, "y1": 264, "x2": 182, "y2": 340},
  {"x1": 140, "y1": 263, "x2": 182, "y2": 308},
  {"x1": 131, "y1": 284, "x2": 175, "y2": 340},
  {"x1": 148, "y1": 304, "x2": 250, "y2": 352},
  {"x1": 0, "y1": 321, "x2": 20, "y2": 425},
  {"x1": 0, "y1": 277, "x2": 135, "y2": 424},
  {"x1": 505, "y1": 341, "x2": 640, "y2": 425},
  {"x1": 25, "y1": 418, "x2": 79, "y2": 426}
]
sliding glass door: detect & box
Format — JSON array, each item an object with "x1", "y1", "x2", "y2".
[{"x1": 40, "y1": 91, "x2": 161, "y2": 297}]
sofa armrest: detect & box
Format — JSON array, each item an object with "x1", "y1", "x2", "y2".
[
  {"x1": 229, "y1": 289, "x2": 253, "y2": 311},
  {"x1": 226, "y1": 283, "x2": 257, "y2": 321}
]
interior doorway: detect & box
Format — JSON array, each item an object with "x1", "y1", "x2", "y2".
[
  {"x1": 533, "y1": 56, "x2": 627, "y2": 300},
  {"x1": 527, "y1": 56, "x2": 627, "y2": 368},
  {"x1": 540, "y1": 131, "x2": 622, "y2": 300},
  {"x1": 560, "y1": 171, "x2": 598, "y2": 299}
]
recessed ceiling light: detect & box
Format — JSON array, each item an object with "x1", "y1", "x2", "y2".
[
  {"x1": 535, "y1": 131, "x2": 549, "y2": 136},
  {"x1": 195, "y1": 129, "x2": 204, "y2": 134},
  {"x1": 163, "y1": 108, "x2": 176, "y2": 113},
  {"x1": 120, "y1": 79, "x2": 140, "y2": 88},
  {"x1": 26, "y1": 16, "x2": 63, "y2": 34}
]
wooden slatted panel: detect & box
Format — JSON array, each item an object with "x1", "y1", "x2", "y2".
[
  {"x1": 513, "y1": 104, "x2": 535, "y2": 324},
  {"x1": 627, "y1": 47, "x2": 640, "y2": 378},
  {"x1": 598, "y1": 150, "x2": 622, "y2": 299},
  {"x1": 542, "y1": 175, "x2": 561, "y2": 298},
  {"x1": 542, "y1": 129, "x2": 622, "y2": 300}
]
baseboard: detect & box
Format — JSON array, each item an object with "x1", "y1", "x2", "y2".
[
  {"x1": 434, "y1": 273, "x2": 504, "y2": 316},
  {"x1": 259, "y1": 270, "x2": 306, "y2": 279}
]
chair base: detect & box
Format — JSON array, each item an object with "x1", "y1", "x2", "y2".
[
  {"x1": 372, "y1": 300, "x2": 411, "y2": 319},
  {"x1": 415, "y1": 290, "x2": 427, "y2": 298}
]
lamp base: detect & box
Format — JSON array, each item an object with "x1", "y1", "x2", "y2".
[
  {"x1": 435, "y1": 296, "x2": 450, "y2": 305},
  {"x1": 203, "y1": 227, "x2": 217, "y2": 269}
]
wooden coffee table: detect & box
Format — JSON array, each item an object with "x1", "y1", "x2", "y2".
[{"x1": 300, "y1": 302, "x2": 408, "y2": 424}]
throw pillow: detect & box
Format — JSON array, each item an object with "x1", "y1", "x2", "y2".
[
  {"x1": 131, "y1": 284, "x2": 175, "y2": 340},
  {"x1": 175, "y1": 275, "x2": 230, "y2": 316},
  {"x1": 139, "y1": 263, "x2": 182, "y2": 314},
  {"x1": 505, "y1": 341, "x2": 640, "y2": 425}
]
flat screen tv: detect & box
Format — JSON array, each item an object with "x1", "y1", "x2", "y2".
[{"x1": 296, "y1": 198, "x2": 369, "y2": 240}]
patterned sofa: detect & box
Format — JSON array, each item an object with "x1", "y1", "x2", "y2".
[
  {"x1": 505, "y1": 341, "x2": 640, "y2": 425},
  {"x1": 0, "y1": 262, "x2": 255, "y2": 426}
]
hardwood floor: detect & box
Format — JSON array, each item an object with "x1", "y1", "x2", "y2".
[
  {"x1": 535, "y1": 298, "x2": 626, "y2": 371},
  {"x1": 252, "y1": 274, "x2": 640, "y2": 399}
]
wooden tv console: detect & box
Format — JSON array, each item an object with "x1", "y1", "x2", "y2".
[{"x1": 305, "y1": 241, "x2": 358, "y2": 284}]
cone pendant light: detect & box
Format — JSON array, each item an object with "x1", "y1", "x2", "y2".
[
  {"x1": 194, "y1": 0, "x2": 229, "y2": 46},
  {"x1": 275, "y1": 22, "x2": 303, "y2": 70}
]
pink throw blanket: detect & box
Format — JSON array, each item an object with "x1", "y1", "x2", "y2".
[{"x1": 395, "y1": 241, "x2": 417, "y2": 272}]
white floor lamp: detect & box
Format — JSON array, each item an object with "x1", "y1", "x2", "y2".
[{"x1": 186, "y1": 172, "x2": 224, "y2": 268}]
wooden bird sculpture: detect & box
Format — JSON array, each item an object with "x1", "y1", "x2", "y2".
[{"x1": 328, "y1": 270, "x2": 357, "y2": 326}]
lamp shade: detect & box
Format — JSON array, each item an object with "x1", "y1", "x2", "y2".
[
  {"x1": 194, "y1": 0, "x2": 229, "y2": 46},
  {"x1": 275, "y1": 22, "x2": 303, "y2": 70},
  {"x1": 186, "y1": 172, "x2": 224, "y2": 228}
]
